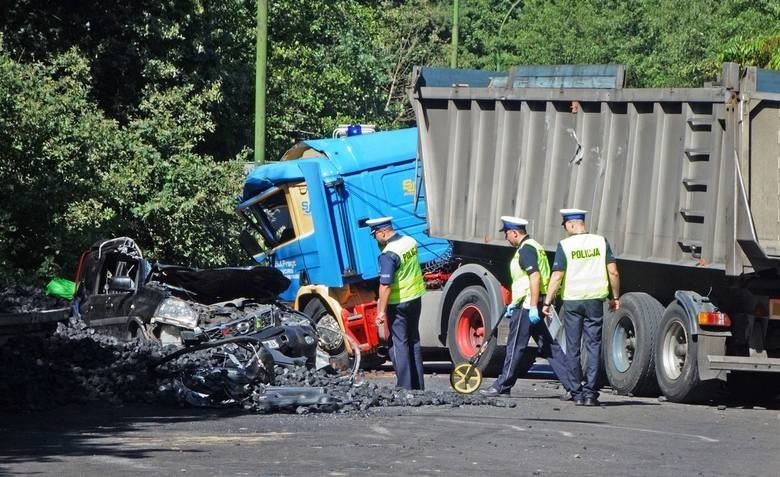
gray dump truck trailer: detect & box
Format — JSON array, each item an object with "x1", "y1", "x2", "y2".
[{"x1": 411, "y1": 63, "x2": 780, "y2": 402}]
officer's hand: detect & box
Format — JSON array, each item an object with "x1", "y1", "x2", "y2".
[
  {"x1": 504, "y1": 303, "x2": 518, "y2": 318},
  {"x1": 528, "y1": 307, "x2": 541, "y2": 324},
  {"x1": 541, "y1": 304, "x2": 552, "y2": 317},
  {"x1": 609, "y1": 298, "x2": 620, "y2": 311}
]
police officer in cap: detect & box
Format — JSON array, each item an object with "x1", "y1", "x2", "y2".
[
  {"x1": 542, "y1": 209, "x2": 620, "y2": 406},
  {"x1": 480, "y1": 216, "x2": 577, "y2": 397},
  {"x1": 367, "y1": 216, "x2": 425, "y2": 390}
]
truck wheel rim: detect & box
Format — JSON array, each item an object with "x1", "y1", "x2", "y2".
[
  {"x1": 611, "y1": 315, "x2": 636, "y2": 373},
  {"x1": 661, "y1": 320, "x2": 687, "y2": 380},
  {"x1": 455, "y1": 304, "x2": 485, "y2": 357},
  {"x1": 316, "y1": 314, "x2": 343, "y2": 351}
]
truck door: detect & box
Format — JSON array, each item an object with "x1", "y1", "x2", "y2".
[{"x1": 237, "y1": 162, "x2": 343, "y2": 300}]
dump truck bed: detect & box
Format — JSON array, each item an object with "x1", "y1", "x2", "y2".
[{"x1": 411, "y1": 63, "x2": 780, "y2": 277}]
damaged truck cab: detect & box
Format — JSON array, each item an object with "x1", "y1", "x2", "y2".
[{"x1": 237, "y1": 128, "x2": 451, "y2": 365}]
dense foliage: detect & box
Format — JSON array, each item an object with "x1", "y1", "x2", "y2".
[{"x1": 0, "y1": 0, "x2": 777, "y2": 284}]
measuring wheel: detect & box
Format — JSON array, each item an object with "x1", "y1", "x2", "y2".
[{"x1": 449, "y1": 362, "x2": 483, "y2": 394}]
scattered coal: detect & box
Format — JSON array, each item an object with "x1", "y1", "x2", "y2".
[
  {"x1": 0, "y1": 319, "x2": 508, "y2": 414},
  {"x1": 0, "y1": 285, "x2": 69, "y2": 313},
  {"x1": 0, "y1": 319, "x2": 164, "y2": 410}
]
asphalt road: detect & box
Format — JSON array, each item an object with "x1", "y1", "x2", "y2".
[{"x1": 2, "y1": 363, "x2": 779, "y2": 477}]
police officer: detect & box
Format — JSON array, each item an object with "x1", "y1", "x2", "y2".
[
  {"x1": 542, "y1": 209, "x2": 620, "y2": 406},
  {"x1": 480, "y1": 216, "x2": 577, "y2": 397},
  {"x1": 367, "y1": 216, "x2": 426, "y2": 390}
]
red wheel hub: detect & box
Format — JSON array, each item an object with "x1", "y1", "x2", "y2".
[{"x1": 455, "y1": 304, "x2": 485, "y2": 357}]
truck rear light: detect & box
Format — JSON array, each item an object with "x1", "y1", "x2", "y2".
[{"x1": 697, "y1": 311, "x2": 731, "y2": 327}]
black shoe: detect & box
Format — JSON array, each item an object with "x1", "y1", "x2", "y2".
[
  {"x1": 479, "y1": 387, "x2": 509, "y2": 397},
  {"x1": 574, "y1": 397, "x2": 585, "y2": 406},
  {"x1": 560, "y1": 391, "x2": 573, "y2": 402},
  {"x1": 584, "y1": 397, "x2": 600, "y2": 407}
]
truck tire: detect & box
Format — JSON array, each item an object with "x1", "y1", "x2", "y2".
[
  {"x1": 303, "y1": 299, "x2": 352, "y2": 366},
  {"x1": 446, "y1": 285, "x2": 526, "y2": 377},
  {"x1": 655, "y1": 302, "x2": 717, "y2": 403},
  {"x1": 603, "y1": 292, "x2": 662, "y2": 396}
]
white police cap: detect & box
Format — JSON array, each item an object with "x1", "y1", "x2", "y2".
[
  {"x1": 560, "y1": 208, "x2": 588, "y2": 225},
  {"x1": 366, "y1": 216, "x2": 393, "y2": 233},
  {"x1": 499, "y1": 215, "x2": 529, "y2": 232}
]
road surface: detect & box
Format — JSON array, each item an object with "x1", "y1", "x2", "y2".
[{"x1": 1, "y1": 363, "x2": 778, "y2": 476}]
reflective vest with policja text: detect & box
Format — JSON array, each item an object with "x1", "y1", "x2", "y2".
[
  {"x1": 559, "y1": 233, "x2": 609, "y2": 300},
  {"x1": 510, "y1": 238, "x2": 550, "y2": 307},
  {"x1": 381, "y1": 235, "x2": 425, "y2": 304}
]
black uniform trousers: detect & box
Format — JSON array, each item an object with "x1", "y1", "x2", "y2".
[
  {"x1": 387, "y1": 297, "x2": 425, "y2": 390},
  {"x1": 562, "y1": 298, "x2": 604, "y2": 400},
  {"x1": 492, "y1": 304, "x2": 577, "y2": 394}
]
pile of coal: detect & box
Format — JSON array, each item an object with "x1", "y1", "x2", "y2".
[
  {"x1": 0, "y1": 318, "x2": 165, "y2": 410},
  {"x1": 250, "y1": 366, "x2": 509, "y2": 414},
  {"x1": 0, "y1": 285, "x2": 69, "y2": 313},
  {"x1": 0, "y1": 319, "x2": 509, "y2": 413}
]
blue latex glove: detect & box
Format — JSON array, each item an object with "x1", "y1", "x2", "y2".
[
  {"x1": 504, "y1": 303, "x2": 518, "y2": 318},
  {"x1": 528, "y1": 306, "x2": 541, "y2": 324}
]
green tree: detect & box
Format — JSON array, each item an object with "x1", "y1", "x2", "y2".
[
  {"x1": 0, "y1": 46, "x2": 246, "y2": 283},
  {"x1": 0, "y1": 48, "x2": 124, "y2": 281},
  {"x1": 712, "y1": 31, "x2": 780, "y2": 71},
  {"x1": 452, "y1": 0, "x2": 779, "y2": 87},
  {"x1": 374, "y1": 1, "x2": 448, "y2": 125},
  {"x1": 634, "y1": 0, "x2": 779, "y2": 86},
  {"x1": 262, "y1": 0, "x2": 449, "y2": 155},
  {"x1": 0, "y1": 0, "x2": 257, "y2": 159},
  {"x1": 3, "y1": 0, "x2": 780, "y2": 286}
]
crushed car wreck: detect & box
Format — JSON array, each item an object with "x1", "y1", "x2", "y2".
[
  {"x1": 69, "y1": 236, "x2": 359, "y2": 408},
  {"x1": 73, "y1": 237, "x2": 324, "y2": 361}
]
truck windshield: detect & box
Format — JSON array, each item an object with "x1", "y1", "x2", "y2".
[{"x1": 243, "y1": 189, "x2": 296, "y2": 248}]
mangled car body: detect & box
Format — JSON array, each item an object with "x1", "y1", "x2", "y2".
[{"x1": 73, "y1": 237, "x2": 320, "y2": 366}]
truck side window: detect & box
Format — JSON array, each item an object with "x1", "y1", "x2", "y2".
[
  {"x1": 271, "y1": 205, "x2": 295, "y2": 243},
  {"x1": 259, "y1": 190, "x2": 297, "y2": 245}
]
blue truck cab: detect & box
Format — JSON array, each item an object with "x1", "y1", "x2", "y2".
[{"x1": 237, "y1": 127, "x2": 449, "y2": 305}]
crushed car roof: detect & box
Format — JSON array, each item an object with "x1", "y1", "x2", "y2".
[{"x1": 153, "y1": 264, "x2": 290, "y2": 303}]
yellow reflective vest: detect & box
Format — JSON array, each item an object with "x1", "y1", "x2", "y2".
[
  {"x1": 559, "y1": 233, "x2": 609, "y2": 300},
  {"x1": 382, "y1": 235, "x2": 425, "y2": 304},
  {"x1": 510, "y1": 238, "x2": 550, "y2": 306}
]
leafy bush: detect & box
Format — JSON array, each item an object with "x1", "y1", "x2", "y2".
[{"x1": 0, "y1": 47, "x2": 246, "y2": 285}]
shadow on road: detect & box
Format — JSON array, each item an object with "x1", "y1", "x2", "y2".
[
  {"x1": 0, "y1": 404, "x2": 241, "y2": 472},
  {"x1": 595, "y1": 400, "x2": 660, "y2": 407}
]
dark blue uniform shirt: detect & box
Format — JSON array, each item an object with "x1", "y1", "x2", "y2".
[
  {"x1": 517, "y1": 236, "x2": 540, "y2": 275},
  {"x1": 378, "y1": 234, "x2": 402, "y2": 285}
]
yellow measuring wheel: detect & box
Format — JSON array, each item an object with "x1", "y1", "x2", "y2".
[
  {"x1": 449, "y1": 305, "x2": 508, "y2": 394},
  {"x1": 449, "y1": 362, "x2": 482, "y2": 394}
]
